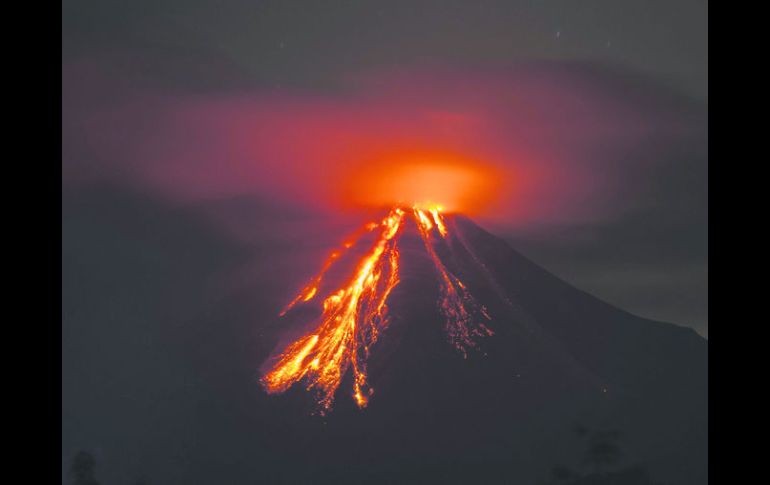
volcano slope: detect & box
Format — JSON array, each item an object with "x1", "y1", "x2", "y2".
[{"x1": 257, "y1": 213, "x2": 707, "y2": 485}]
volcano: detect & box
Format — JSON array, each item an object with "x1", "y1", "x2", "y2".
[{"x1": 258, "y1": 209, "x2": 707, "y2": 485}]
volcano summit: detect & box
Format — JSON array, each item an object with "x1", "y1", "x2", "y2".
[
  {"x1": 258, "y1": 208, "x2": 706, "y2": 484},
  {"x1": 261, "y1": 206, "x2": 496, "y2": 413}
]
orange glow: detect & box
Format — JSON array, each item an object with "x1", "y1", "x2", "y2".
[
  {"x1": 339, "y1": 154, "x2": 503, "y2": 215},
  {"x1": 413, "y1": 208, "x2": 493, "y2": 358},
  {"x1": 262, "y1": 206, "x2": 495, "y2": 412},
  {"x1": 263, "y1": 208, "x2": 405, "y2": 413},
  {"x1": 279, "y1": 219, "x2": 381, "y2": 316},
  {"x1": 429, "y1": 207, "x2": 448, "y2": 237}
]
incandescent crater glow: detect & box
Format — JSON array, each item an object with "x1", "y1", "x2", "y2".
[{"x1": 339, "y1": 154, "x2": 503, "y2": 215}]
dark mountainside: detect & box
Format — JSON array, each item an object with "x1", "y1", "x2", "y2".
[
  {"x1": 62, "y1": 190, "x2": 707, "y2": 485},
  {"x1": 254, "y1": 214, "x2": 706, "y2": 485}
]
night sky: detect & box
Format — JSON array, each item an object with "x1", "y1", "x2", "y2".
[
  {"x1": 63, "y1": 0, "x2": 707, "y2": 337},
  {"x1": 62, "y1": 2, "x2": 707, "y2": 483}
]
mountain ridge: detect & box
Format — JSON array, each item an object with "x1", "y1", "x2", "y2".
[{"x1": 259, "y1": 211, "x2": 706, "y2": 484}]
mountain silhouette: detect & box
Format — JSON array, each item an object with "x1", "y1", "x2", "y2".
[
  {"x1": 62, "y1": 190, "x2": 706, "y2": 485},
  {"x1": 258, "y1": 213, "x2": 707, "y2": 485}
]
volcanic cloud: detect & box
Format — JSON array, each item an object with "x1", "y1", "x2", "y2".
[{"x1": 63, "y1": 61, "x2": 702, "y2": 229}]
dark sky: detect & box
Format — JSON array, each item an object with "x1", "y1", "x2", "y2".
[{"x1": 63, "y1": 0, "x2": 707, "y2": 339}]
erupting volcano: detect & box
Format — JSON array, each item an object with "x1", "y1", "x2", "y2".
[
  {"x1": 252, "y1": 153, "x2": 705, "y2": 485},
  {"x1": 254, "y1": 202, "x2": 706, "y2": 484},
  {"x1": 261, "y1": 205, "x2": 495, "y2": 413}
]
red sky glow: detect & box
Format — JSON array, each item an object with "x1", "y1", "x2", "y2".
[{"x1": 63, "y1": 63, "x2": 696, "y2": 228}]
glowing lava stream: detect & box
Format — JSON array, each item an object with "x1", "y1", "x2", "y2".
[
  {"x1": 279, "y1": 220, "x2": 380, "y2": 316},
  {"x1": 261, "y1": 206, "x2": 493, "y2": 413},
  {"x1": 413, "y1": 208, "x2": 494, "y2": 359}
]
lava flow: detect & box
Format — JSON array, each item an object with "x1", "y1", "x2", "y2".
[
  {"x1": 413, "y1": 207, "x2": 494, "y2": 358},
  {"x1": 261, "y1": 205, "x2": 493, "y2": 413}
]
